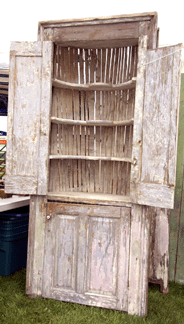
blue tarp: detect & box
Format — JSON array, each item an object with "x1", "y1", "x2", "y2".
[{"x1": 0, "y1": 95, "x2": 8, "y2": 116}]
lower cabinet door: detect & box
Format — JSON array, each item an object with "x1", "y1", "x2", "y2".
[{"x1": 42, "y1": 202, "x2": 130, "y2": 311}]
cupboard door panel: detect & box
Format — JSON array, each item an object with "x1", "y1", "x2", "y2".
[
  {"x1": 131, "y1": 38, "x2": 182, "y2": 208},
  {"x1": 86, "y1": 217, "x2": 119, "y2": 296},
  {"x1": 42, "y1": 203, "x2": 130, "y2": 311},
  {"x1": 53, "y1": 215, "x2": 78, "y2": 290},
  {"x1": 5, "y1": 41, "x2": 53, "y2": 195}
]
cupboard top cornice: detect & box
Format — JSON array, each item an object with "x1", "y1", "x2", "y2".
[
  {"x1": 38, "y1": 12, "x2": 157, "y2": 27},
  {"x1": 37, "y1": 12, "x2": 158, "y2": 49}
]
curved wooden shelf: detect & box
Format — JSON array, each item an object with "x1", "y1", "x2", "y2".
[
  {"x1": 52, "y1": 77, "x2": 136, "y2": 91},
  {"x1": 51, "y1": 117, "x2": 134, "y2": 127},
  {"x1": 49, "y1": 155, "x2": 133, "y2": 163}
]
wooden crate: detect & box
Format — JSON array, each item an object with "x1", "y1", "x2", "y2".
[{"x1": 5, "y1": 12, "x2": 182, "y2": 316}]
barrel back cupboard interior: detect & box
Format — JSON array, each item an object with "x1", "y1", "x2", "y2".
[{"x1": 5, "y1": 12, "x2": 182, "y2": 316}]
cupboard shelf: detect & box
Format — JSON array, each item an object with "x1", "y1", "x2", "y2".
[
  {"x1": 49, "y1": 155, "x2": 133, "y2": 163},
  {"x1": 52, "y1": 77, "x2": 136, "y2": 91},
  {"x1": 51, "y1": 117, "x2": 134, "y2": 127},
  {"x1": 47, "y1": 191, "x2": 132, "y2": 207}
]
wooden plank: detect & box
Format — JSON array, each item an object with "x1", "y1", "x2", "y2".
[
  {"x1": 53, "y1": 78, "x2": 136, "y2": 91},
  {"x1": 0, "y1": 77, "x2": 9, "y2": 83},
  {"x1": 117, "y1": 207, "x2": 130, "y2": 310},
  {"x1": 5, "y1": 175, "x2": 37, "y2": 195},
  {"x1": 47, "y1": 191, "x2": 132, "y2": 207},
  {"x1": 77, "y1": 215, "x2": 88, "y2": 293},
  {"x1": 0, "y1": 69, "x2": 9, "y2": 75},
  {"x1": 5, "y1": 52, "x2": 15, "y2": 178},
  {"x1": 51, "y1": 116, "x2": 134, "y2": 126},
  {"x1": 169, "y1": 45, "x2": 182, "y2": 185},
  {"x1": 38, "y1": 12, "x2": 157, "y2": 28},
  {"x1": 10, "y1": 41, "x2": 42, "y2": 56},
  {"x1": 0, "y1": 196, "x2": 29, "y2": 212},
  {"x1": 149, "y1": 207, "x2": 169, "y2": 293},
  {"x1": 0, "y1": 84, "x2": 8, "y2": 89},
  {"x1": 128, "y1": 204, "x2": 150, "y2": 316},
  {"x1": 0, "y1": 90, "x2": 8, "y2": 95},
  {"x1": 48, "y1": 22, "x2": 139, "y2": 45},
  {"x1": 47, "y1": 202, "x2": 121, "y2": 218},
  {"x1": 37, "y1": 41, "x2": 53, "y2": 195},
  {"x1": 26, "y1": 196, "x2": 47, "y2": 297},
  {"x1": 147, "y1": 13, "x2": 158, "y2": 49},
  {"x1": 130, "y1": 35, "x2": 147, "y2": 188},
  {"x1": 132, "y1": 182, "x2": 174, "y2": 209}
]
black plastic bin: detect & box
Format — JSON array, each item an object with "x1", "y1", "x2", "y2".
[{"x1": 0, "y1": 206, "x2": 29, "y2": 276}]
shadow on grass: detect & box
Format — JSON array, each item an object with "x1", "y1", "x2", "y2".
[{"x1": 0, "y1": 268, "x2": 184, "y2": 324}]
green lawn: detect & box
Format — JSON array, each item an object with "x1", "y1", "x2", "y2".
[{"x1": 0, "y1": 268, "x2": 184, "y2": 324}]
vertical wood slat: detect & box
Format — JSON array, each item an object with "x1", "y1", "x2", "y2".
[
  {"x1": 128, "y1": 204, "x2": 150, "y2": 316},
  {"x1": 149, "y1": 207, "x2": 169, "y2": 293},
  {"x1": 49, "y1": 160, "x2": 130, "y2": 195},
  {"x1": 6, "y1": 52, "x2": 15, "y2": 178},
  {"x1": 50, "y1": 44, "x2": 137, "y2": 196},
  {"x1": 26, "y1": 196, "x2": 47, "y2": 297},
  {"x1": 130, "y1": 36, "x2": 147, "y2": 196},
  {"x1": 38, "y1": 41, "x2": 53, "y2": 195},
  {"x1": 53, "y1": 45, "x2": 138, "y2": 85}
]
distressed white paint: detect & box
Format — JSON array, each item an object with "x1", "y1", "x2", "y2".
[
  {"x1": 149, "y1": 207, "x2": 169, "y2": 293},
  {"x1": 26, "y1": 196, "x2": 47, "y2": 297},
  {"x1": 5, "y1": 41, "x2": 53, "y2": 195},
  {"x1": 42, "y1": 202, "x2": 130, "y2": 312},
  {"x1": 131, "y1": 43, "x2": 182, "y2": 209}
]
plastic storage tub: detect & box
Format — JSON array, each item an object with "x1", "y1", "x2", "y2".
[{"x1": 0, "y1": 206, "x2": 29, "y2": 276}]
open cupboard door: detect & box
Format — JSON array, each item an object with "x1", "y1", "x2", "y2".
[
  {"x1": 130, "y1": 37, "x2": 182, "y2": 209},
  {"x1": 5, "y1": 41, "x2": 53, "y2": 195}
]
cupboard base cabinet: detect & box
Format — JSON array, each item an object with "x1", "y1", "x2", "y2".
[
  {"x1": 5, "y1": 13, "x2": 181, "y2": 316},
  {"x1": 25, "y1": 196, "x2": 169, "y2": 316}
]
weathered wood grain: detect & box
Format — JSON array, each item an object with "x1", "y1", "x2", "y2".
[
  {"x1": 141, "y1": 44, "x2": 182, "y2": 188},
  {"x1": 5, "y1": 175, "x2": 37, "y2": 195},
  {"x1": 37, "y1": 41, "x2": 53, "y2": 195},
  {"x1": 47, "y1": 191, "x2": 132, "y2": 207},
  {"x1": 149, "y1": 207, "x2": 169, "y2": 293},
  {"x1": 131, "y1": 42, "x2": 182, "y2": 209},
  {"x1": 130, "y1": 35, "x2": 147, "y2": 187},
  {"x1": 128, "y1": 204, "x2": 150, "y2": 316},
  {"x1": 42, "y1": 202, "x2": 130, "y2": 312},
  {"x1": 26, "y1": 196, "x2": 47, "y2": 297},
  {"x1": 5, "y1": 41, "x2": 53, "y2": 195},
  {"x1": 9, "y1": 41, "x2": 42, "y2": 56},
  {"x1": 38, "y1": 12, "x2": 157, "y2": 49},
  {"x1": 50, "y1": 43, "x2": 137, "y2": 197},
  {"x1": 132, "y1": 182, "x2": 174, "y2": 209}
]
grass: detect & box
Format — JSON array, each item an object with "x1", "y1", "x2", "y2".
[{"x1": 0, "y1": 268, "x2": 184, "y2": 324}]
